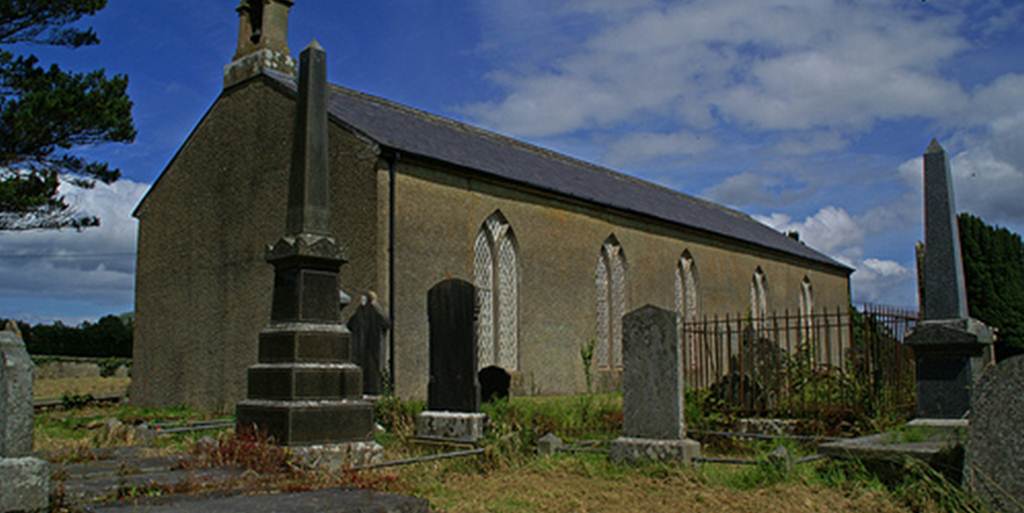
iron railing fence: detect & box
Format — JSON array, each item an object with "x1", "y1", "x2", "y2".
[{"x1": 680, "y1": 304, "x2": 917, "y2": 419}]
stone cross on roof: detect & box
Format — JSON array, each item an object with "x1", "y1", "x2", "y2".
[{"x1": 921, "y1": 139, "x2": 969, "y2": 321}]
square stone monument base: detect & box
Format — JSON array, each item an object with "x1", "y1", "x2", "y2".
[
  {"x1": 415, "y1": 411, "x2": 487, "y2": 443},
  {"x1": 609, "y1": 436, "x2": 701, "y2": 465},
  {"x1": 905, "y1": 318, "x2": 994, "y2": 419},
  {"x1": 290, "y1": 441, "x2": 384, "y2": 471},
  {"x1": 0, "y1": 457, "x2": 50, "y2": 512}
]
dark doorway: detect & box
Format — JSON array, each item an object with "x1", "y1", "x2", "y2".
[{"x1": 478, "y1": 366, "x2": 511, "y2": 403}]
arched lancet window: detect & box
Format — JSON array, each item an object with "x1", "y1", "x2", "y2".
[
  {"x1": 473, "y1": 211, "x2": 518, "y2": 371},
  {"x1": 750, "y1": 267, "x2": 768, "y2": 330},
  {"x1": 595, "y1": 235, "x2": 627, "y2": 369},
  {"x1": 799, "y1": 276, "x2": 814, "y2": 341},
  {"x1": 675, "y1": 251, "x2": 700, "y2": 375}
]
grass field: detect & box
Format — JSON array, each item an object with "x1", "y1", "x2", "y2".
[{"x1": 33, "y1": 376, "x2": 130, "y2": 401}]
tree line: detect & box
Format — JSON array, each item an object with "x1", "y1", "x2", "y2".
[
  {"x1": 3, "y1": 314, "x2": 132, "y2": 357},
  {"x1": 959, "y1": 213, "x2": 1024, "y2": 359}
]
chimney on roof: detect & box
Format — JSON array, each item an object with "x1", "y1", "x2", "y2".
[{"x1": 224, "y1": 0, "x2": 296, "y2": 88}]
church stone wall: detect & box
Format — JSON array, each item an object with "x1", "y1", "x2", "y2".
[
  {"x1": 389, "y1": 157, "x2": 850, "y2": 399},
  {"x1": 132, "y1": 79, "x2": 380, "y2": 412}
]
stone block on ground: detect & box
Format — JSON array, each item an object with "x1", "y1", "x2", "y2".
[
  {"x1": 537, "y1": 433, "x2": 563, "y2": 455},
  {"x1": 965, "y1": 355, "x2": 1024, "y2": 513},
  {"x1": 0, "y1": 457, "x2": 50, "y2": 513},
  {"x1": 609, "y1": 437, "x2": 701, "y2": 464},
  {"x1": 290, "y1": 441, "x2": 384, "y2": 471},
  {"x1": 415, "y1": 411, "x2": 486, "y2": 443},
  {"x1": 1, "y1": 322, "x2": 34, "y2": 458}
]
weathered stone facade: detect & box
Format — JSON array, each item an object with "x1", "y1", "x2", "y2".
[
  {"x1": 131, "y1": 4, "x2": 851, "y2": 412},
  {"x1": 131, "y1": 79, "x2": 380, "y2": 411}
]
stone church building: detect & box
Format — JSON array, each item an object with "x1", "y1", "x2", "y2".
[{"x1": 130, "y1": 1, "x2": 852, "y2": 412}]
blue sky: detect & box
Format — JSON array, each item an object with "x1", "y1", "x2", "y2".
[{"x1": 1, "y1": 0, "x2": 1023, "y2": 325}]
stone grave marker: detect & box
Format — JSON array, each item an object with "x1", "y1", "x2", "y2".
[
  {"x1": 235, "y1": 40, "x2": 381, "y2": 467},
  {"x1": 610, "y1": 305, "x2": 700, "y2": 464},
  {"x1": 905, "y1": 139, "x2": 994, "y2": 419},
  {"x1": 347, "y1": 291, "x2": 390, "y2": 396},
  {"x1": 964, "y1": 355, "x2": 1024, "y2": 513},
  {"x1": 415, "y1": 278, "x2": 486, "y2": 443},
  {"x1": 1, "y1": 320, "x2": 50, "y2": 512}
]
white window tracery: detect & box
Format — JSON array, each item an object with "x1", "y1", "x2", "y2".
[
  {"x1": 675, "y1": 251, "x2": 699, "y2": 374},
  {"x1": 751, "y1": 267, "x2": 768, "y2": 331},
  {"x1": 473, "y1": 212, "x2": 518, "y2": 371},
  {"x1": 595, "y1": 236, "x2": 626, "y2": 369}
]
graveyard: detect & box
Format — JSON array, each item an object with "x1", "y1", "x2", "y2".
[{"x1": 3, "y1": 2, "x2": 1024, "y2": 513}]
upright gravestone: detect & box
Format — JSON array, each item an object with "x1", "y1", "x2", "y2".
[
  {"x1": 347, "y1": 291, "x2": 390, "y2": 396},
  {"x1": 905, "y1": 139, "x2": 994, "y2": 419},
  {"x1": 235, "y1": 41, "x2": 381, "y2": 467},
  {"x1": 1, "y1": 321, "x2": 50, "y2": 512},
  {"x1": 610, "y1": 305, "x2": 700, "y2": 464},
  {"x1": 415, "y1": 279, "x2": 486, "y2": 443},
  {"x1": 964, "y1": 355, "x2": 1024, "y2": 513}
]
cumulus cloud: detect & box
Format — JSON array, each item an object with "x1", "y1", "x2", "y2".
[
  {"x1": 754, "y1": 207, "x2": 864, "y2": 259},
  {"x1": 0, "y1": 178, "x2": 148, "y2": 323},
  {"x1": 466, "y1": 0, "x2": 972, "y2": 139},
  {"x1": 754, "y1": 206, "x2": 916, "y2": 306},
  {"x1": 851, "y1": 258, "x2": 914, "y2": 306}
]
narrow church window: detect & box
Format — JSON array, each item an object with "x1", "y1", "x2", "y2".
[
  {"x1": 675, "y1": 251, "x2": 699, "y2": 375},
  {"x1": 750, "y1": 267, "x2": 768, "y2": 331},
  {"x1": 799, "y1": 276, "x2": 814, "y2": 341},
  {"x1": 595, "y1": 236, "x2": 627, "y2": 369},
  {"x1": 473, "y1": 212, "x2": 518, "y2": 371}
]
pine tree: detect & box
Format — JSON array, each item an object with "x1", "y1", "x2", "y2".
[
  {"x1": 958, "y1": 213, "x2": 1024, "y2": 357},
  {"x1": 0, "y1": 0, "x2": 135, "y2": 230}
]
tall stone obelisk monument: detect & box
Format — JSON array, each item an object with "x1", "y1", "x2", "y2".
[
  {"x1": 905, "y1": 139, "x2": 994, "y2": 419},
  {"x1": 236, "y1": 41, "x2": 380, "y2": 463}
]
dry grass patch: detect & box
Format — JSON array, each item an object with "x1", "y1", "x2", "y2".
[
  {"x1": 384, "y1": 454, "x2": 911, "y2": 513},
  {"x1": 34, "y1": 376, "x2": 130, "y2": 400}
]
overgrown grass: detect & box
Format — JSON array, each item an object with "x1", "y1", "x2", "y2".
[
  {"x1": 34, "y1": 403, "x2": 222, "y2": 460},
  {"x1": 38, "y1": 394, "x2": 991, "y2": 513}
]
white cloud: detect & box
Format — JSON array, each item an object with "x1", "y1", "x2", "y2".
[
  {"x1": 467, "y1": 0, "x2": 972, "y2": 138},
  {"x1": 0, "y1": 178, "x2": 148, "y2": 322},
  {"x1": 754, "y1": 206, "x2": 864, "y2": 258},
  {"x1": 755, "y1": 206, "x2": 915, "y2": 306},
  {"x1": 604, "y1": 130, "x2": 715, "y2": 166},
  {"x1": 851, "y1": 258, "x2": 914, "y2": 306}
]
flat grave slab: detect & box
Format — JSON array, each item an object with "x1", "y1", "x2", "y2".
[
  {"x1": 90, "y1": 487, "x2": 429, "y2": 513},
  {"x1": 818, "y1": 420, "x2": 966, "y2": 480}
]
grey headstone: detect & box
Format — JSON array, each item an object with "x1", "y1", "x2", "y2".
[
  {"x1": 1, "y1": 321, "x2": 34, "y2": 457},
  {"x1": 537, "y1": 432, "x2": 564, "y2": 455},
  {"x1": 965, "y1": 355, "x2": 1024, "y2": 513},
  {"x1": 621, "y1": 305, "x2": 684, "y2": 440},
  {"x1": 426, "y1": 279, "x2": 480, "y2": 413},
  {"x1": 347, "y1": 294, "x2": 390, "y2": 396},
  {"x1": 921, "y1": 139, "x2": 968, "y2": 321}
]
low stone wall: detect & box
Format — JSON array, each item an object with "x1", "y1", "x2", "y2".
[{"x1": 32, "y1": 357, "x2": 131, "y2": 380}]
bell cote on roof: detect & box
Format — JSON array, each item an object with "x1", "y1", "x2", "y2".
[{"x1": 224, "y1": 0, "x2": 296, "y2": 88}]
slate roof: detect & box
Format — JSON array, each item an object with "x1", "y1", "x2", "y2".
[{"x1": 264, "y1": 70, "x2": 850, "y2": 272}]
